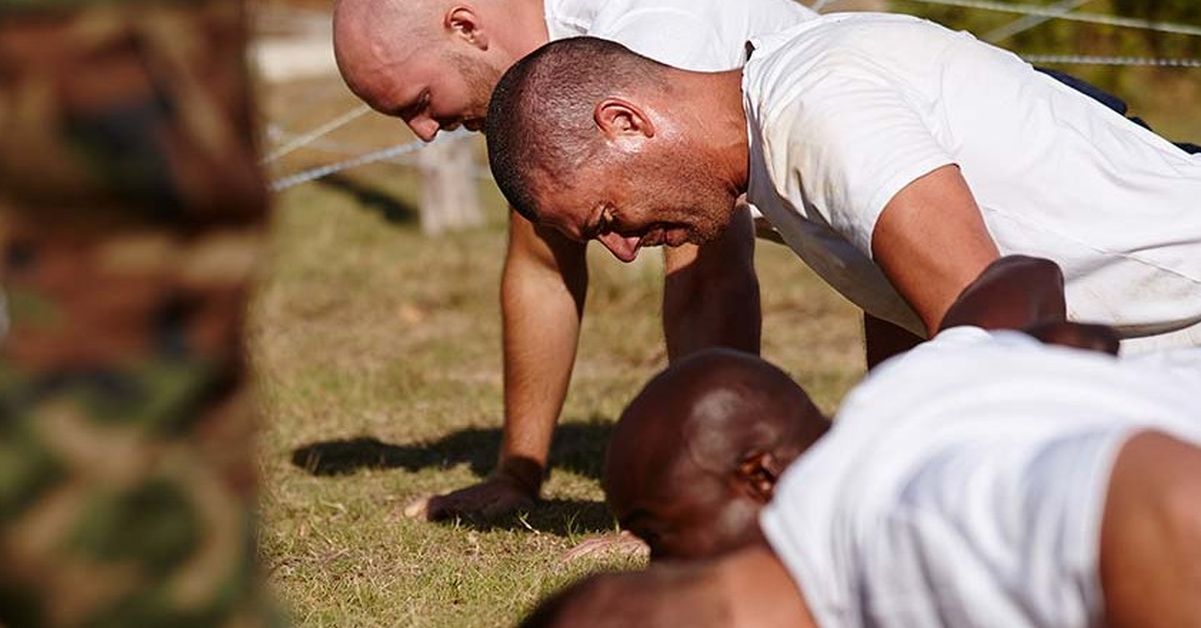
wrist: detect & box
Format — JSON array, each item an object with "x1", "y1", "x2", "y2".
[{"x1": 493, "y1": 456, "x2": 545, "y2": 496}]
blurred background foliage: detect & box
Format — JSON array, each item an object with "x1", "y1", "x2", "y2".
[{"x1": 891, "y1": 0, "x2": 1200, "y2": 137}]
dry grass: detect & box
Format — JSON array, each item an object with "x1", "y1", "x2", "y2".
[
  {"x1": 251, "y1": 149, "x2": 864, "y2": 626},
  {"x1": 249, "y1": 25, "x2": 1197, "y2": 627}
]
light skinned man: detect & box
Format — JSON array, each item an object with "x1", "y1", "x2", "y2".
[
  {"x1": 331, "y1": 0, "x2": 820, "y2": 520},
  {"x1": 485, "y1": 15, "x2": 1201, "y2": 355}
]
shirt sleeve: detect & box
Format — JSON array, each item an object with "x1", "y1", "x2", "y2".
[
  {"x1": 594, "y1": 8, "x2": 738, "y2": 71},
  {"x1": 762, "y1": 69, "x2": 956, "y2": 257}
]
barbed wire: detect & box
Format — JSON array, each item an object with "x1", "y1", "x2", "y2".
[
  {"x1": 896, "y1": 0, "x2": 1201, "y2": 37},
  {"x1": 262, "y1": 104, "x2": 373, "y2": 164},
  {"x1": 269, "y1": 129, "x2": 471, "y2": 192},
  {"x1": 1022, "y1": 53, "x2": 1201, "y2": 67},
  {"x1": 983, "y1": 0, "x2": 1095, "y2": 42},
  {"x1": 266, "y1": 124, "x2": 418, "y2": 160},
  {"x1": 264, "y1": 0, "x2": 1197, "y2": 191}
]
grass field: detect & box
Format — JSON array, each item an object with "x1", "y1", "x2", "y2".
[
  {"x1": 251, "y1": 20, "x2": 1200, "y2": 626},
  {"x1": 252, "y1": 143, "x2": 864, "y2": 626}
]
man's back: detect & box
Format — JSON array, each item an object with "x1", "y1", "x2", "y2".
[
  {"x1": 743, "y1": 14, "x2": 1201, "y2": 350},
  {"x1": 544, "y1": 0, "x2": 816, "y2": 70},
  {"x1": 762, "y1": 328, "x2": 1201, "y2": 627}
]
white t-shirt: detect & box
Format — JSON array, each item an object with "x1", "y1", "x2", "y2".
[
  {"x1": 544, "y1": 0, "x2": 817, "y2": 72},
  {"x1": 761, "y1": 327, "x2": 1201, "y2": 628},
  {"x1": 742, "y1": 13, "x2": 1201, "y2": 351}
]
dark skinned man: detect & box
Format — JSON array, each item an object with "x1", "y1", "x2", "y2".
[{"x1": 525, "y1": 264, "x2": 1201, "y2": 627}]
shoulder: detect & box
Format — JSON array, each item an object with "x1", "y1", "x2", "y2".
[{"x1": 747, "y1": 13, "x2": 965, "y2": 84}]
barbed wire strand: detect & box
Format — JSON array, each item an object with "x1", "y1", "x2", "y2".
[
  {"x1": 897, "y1": 0, "x2": 1201, "y2": 37},
  {"x1": 267, "y1": 50, "x2": 1201, "y2": 190},
  {"x1": 1022, "y1": 53, "x2": 1201, "y2": 67},
  {"x1": 984, "y1": 0, "x2": 1095, "y2": 42},
  {"x1": 266, "y1": 0, "x2": 1197, "y2": 190},
  {"x1": 262, "y1": 103, "x2": 373, "y2": 164},
  {"x1": 270, "y1": 129, "x2": 471, "y2": 192}
]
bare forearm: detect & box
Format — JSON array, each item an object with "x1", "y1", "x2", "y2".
[
  {"x1": 663, "y1": 206, "x2": 761, "y2": 361},
  {"x1": 500, "y1": 278, "x2": 580, "y2": 474},
  {"x1": 498, "y1": 214, "x2": 587, "y2": 488}
]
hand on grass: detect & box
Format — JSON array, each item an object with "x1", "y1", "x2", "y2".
[
  {"x1": 560, "y1": 531, "x2": 650, "y2": 563},
  {"x1": 405, "y1": 471, "x2": 538, "y2": 522}
]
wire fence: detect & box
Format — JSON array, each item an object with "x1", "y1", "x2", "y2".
[
  {"x1": 262, "y1": 104, "x2": 373, "y2": 164},
  {"x1": 982, "y1": 0, "x2": 1095, "y2": 42},
  {"x1": 269, "y1": 130, "x2": 471, "y2": 192},
  {"x1": 1022, "y1": 53, "x2": 1201, "y2": 67},
  {"x1": 264, "y1": 0, "x2": 1200, "y2": 191},
  {"x1": 895, "y1": 0, "x2": 1201, "y2": 37}
]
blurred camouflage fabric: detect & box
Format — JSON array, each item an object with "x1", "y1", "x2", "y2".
[{"x1": 0, "y1": 0, "x2": 278, "y2": 626}]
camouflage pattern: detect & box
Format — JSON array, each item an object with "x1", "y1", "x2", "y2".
[{"x1": 0, "y1": 0, "x2": 278, "y2": 626}]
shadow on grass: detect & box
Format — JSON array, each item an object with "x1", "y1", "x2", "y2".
[
  {"x1": 449, "y1": 498, "x2": 617, "y2": 536},
  {"x1": 291, "y1": 420, "x2": 617, "y2": 536},
  {"x1": 291, "y1": 419, "x2": 613, "y2": 482},
  {"x1": 318, "y1": 172, "x2": 419, "y2": 225}
]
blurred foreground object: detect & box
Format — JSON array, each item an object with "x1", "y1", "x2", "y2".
[{"x1": 0, "y1": 0, "x2": 279, "y2": 626}]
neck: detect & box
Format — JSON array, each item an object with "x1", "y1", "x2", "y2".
[
  {"x1": 718, "y1": 544, "x2": 816, "y2": 628},
  {"x1": 495, "y1": 0, "x2": 551, "y2": 58},
  {"x1": 689, "y1": 69, "x2": 751, "y2": 197}
]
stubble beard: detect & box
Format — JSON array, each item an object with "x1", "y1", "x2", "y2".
[{"x1": 451, "y1": 51, "x2": 504, "y2": 123}]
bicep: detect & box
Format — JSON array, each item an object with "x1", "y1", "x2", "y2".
[
  {"x1": 870, "y1": 165, "x2": 999, "y2": 334},
  {"x1": 774, "y1": 70, "x2": 999, "y2": 332}
]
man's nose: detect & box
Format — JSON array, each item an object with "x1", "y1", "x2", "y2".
[
  {"x1": 596, "y1": 231, "x2": 642, "y2": 263},
  {"x1": 408, "y1": 117, "x2": 439, "y2": 142}
]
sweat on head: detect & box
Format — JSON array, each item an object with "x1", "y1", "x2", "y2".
[
  {"x1": 484, "y1": 37, "x2": 668, "y2": 224},
  {"x1": 602, "y1": 348, "x2": 829, "y2": 560},
  {"x1": 484, "y1": 37, "x2": 746, "y2": 262}
]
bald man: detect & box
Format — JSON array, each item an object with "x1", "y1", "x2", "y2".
[
  {"x1": 602, "y1": 348, "x2": 826, "y2": 561},
  {"x1": 526, "y1": 326, "x2": 1201, "y2": 627},
  {"x1": 485, "y1": 16, "x2": 1201, "y2": 357},
  {"x1": 333, "y1": 0, "x2": 819, "y2": 522},
  {"x1": 601, "y1": 255, "x2": 1118, "y2": 561}
]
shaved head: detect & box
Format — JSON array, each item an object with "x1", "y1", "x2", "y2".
[
  {"x1": 603, "y1": 349, "x2": 828, "y2": 559},
  {"x1": 483, "y1": 36, "x2": 750, "y2": 262},
  {"x1": 332, "y1": 0, "x2": 531, "y2": 140},
  {"x1": 485, "y1": 37, "x2": 670, "y2": 222},
  {"x1": 333, "y1": 0, "x2": 442, "y2": 99}
]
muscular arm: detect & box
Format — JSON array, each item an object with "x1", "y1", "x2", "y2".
[
  {"x1": 867, "y1": 167, "x2": 1122, "y2": 359},
  {"x1": 871, "y1": 164, "x2": 1001, "y2": 335},
  {"x1": 499, "y1": 210, "x2": 588, "y2": 484},
  {"x1": 425, "y1": 206, "x2": 760, "y2": 521},
  {"x1": 1101, "y1": 431, "x2": 1201, "y2": 627},
  {"x1": 420, "y1": 210, "x2": 586, "y2": 520},
  {"x1": 662, "y1": 205, "x2": 761, "y2": 361}
]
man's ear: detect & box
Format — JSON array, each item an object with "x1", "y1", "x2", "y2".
[
  {"x1": 735, "y1": 451, "x2": 784, "y2": 503},
  {"x1": 447, "y1": 6, "x2": 489, "y2": 50},
  {"x1": 594, "y1": 98, "x2": 655, "y2": 143}
]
